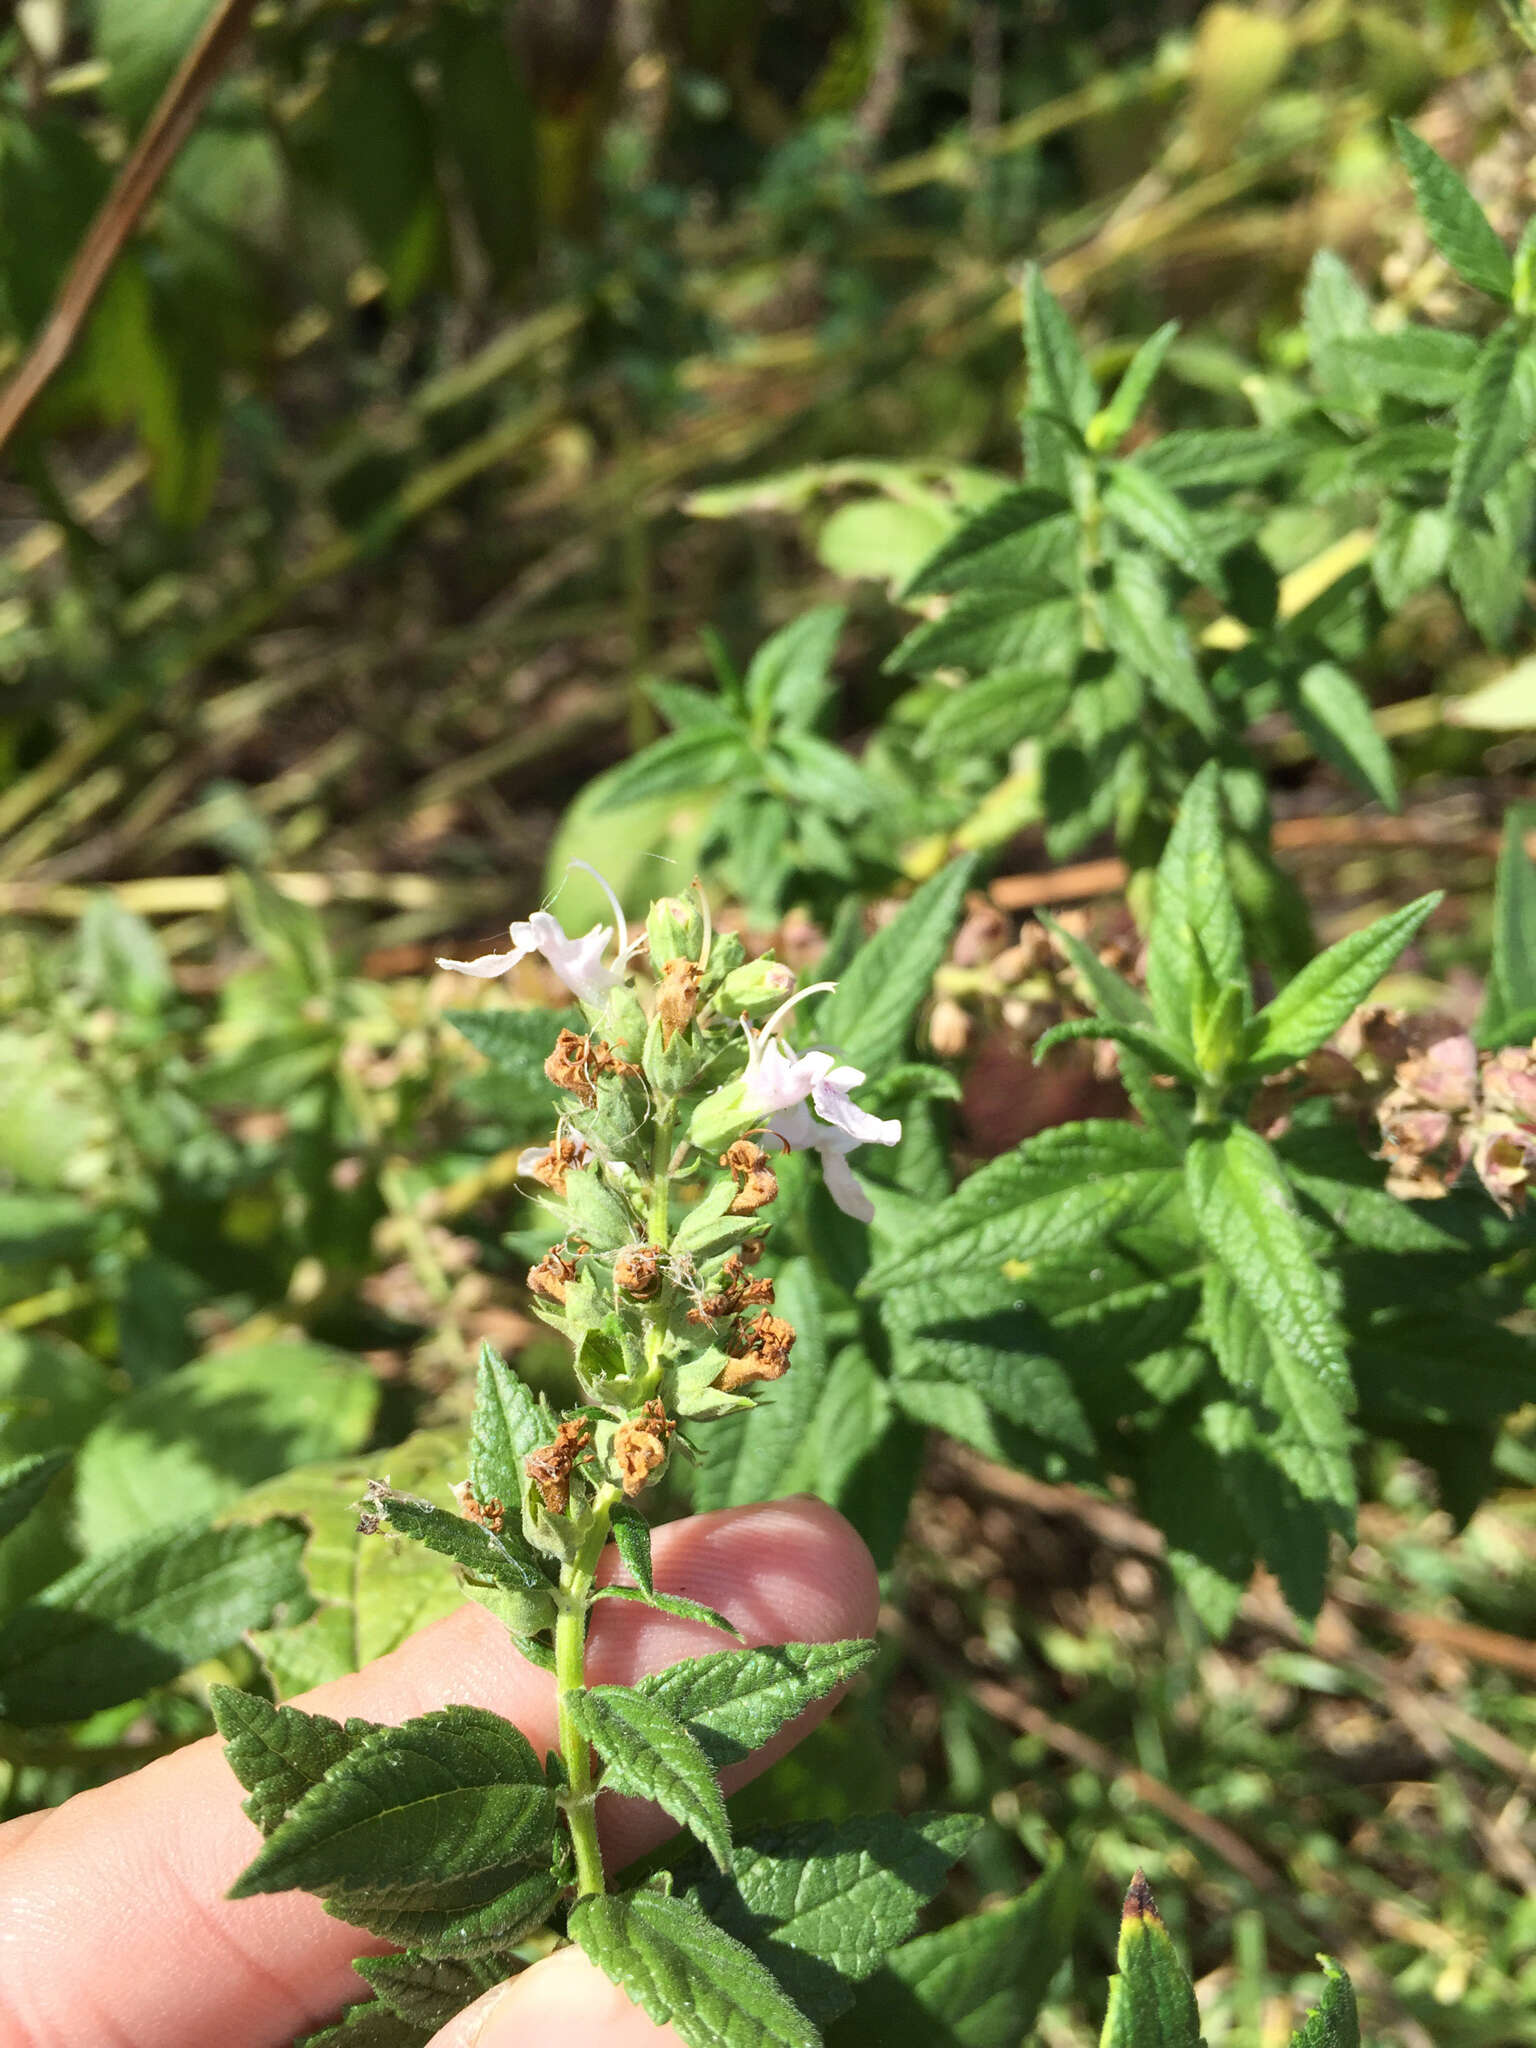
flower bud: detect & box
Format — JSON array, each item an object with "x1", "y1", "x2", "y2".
[
  {"x1": 699, "y1": 929, "x2": 746, "y2": 996},
  {"x1": 646, "y1": 894, "x2": 705, "y2": 970},
  {"x1": 643, "y1": 1008, "x2": 710, "y2": 1096},
  {"x1": 687, "y1": 1077, "x2": 756, "y2": 1154},
  {"x1": 715, "y1": 957, "x2": 797, "y2": 1018}
]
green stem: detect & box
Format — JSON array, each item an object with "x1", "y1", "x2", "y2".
[
  {"x1": 647, "y1": 1104, "x2": 676, "y2": 1247},
  {"x1": 555, "y1": 1487, "x2": 620, "y2": 1898}
]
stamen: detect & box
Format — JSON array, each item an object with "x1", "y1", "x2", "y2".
[
  {"x1": 758, "y1": 981, "x2": 836, "y2": 1047},
  {"x1": 566, "y1": 858, "x2": 629, "y2": 959}
]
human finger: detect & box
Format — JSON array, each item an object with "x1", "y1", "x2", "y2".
[
  {"x1": 0, "y1": 1498, "x2": 875, "y2": 2048},
  {"x1": 422, "y1": 1947, "x2": 687, "y2": 2048}
]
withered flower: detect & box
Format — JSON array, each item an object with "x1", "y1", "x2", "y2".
[
  {"x1": 526, "y1": 1418, "x2": 592, "y2": 1515},
  {"x1": 452, "y1": 1477, "x2": 505, "y2": 1533},
  {"x1": 614, "y1": 1244, "x2": 663, "y2": 1298},
  {"x1": 528, "y1": 1246, "x2": 579, "y2": 1305},
  {"x1": 521, "y1": 1133, "x2": 589, "y2": 1197},
  {"x1": 715, "y1": 1308, "x2": 796, "y2": 1393},
  {"x1": 657, "y1": 958, "x2": 703, "y2": 1046},
  {"x1": 722, "y1": 1139, "x2": 779, "y2": 1215},
  {"x1": 688, "y1": 1253, "x2": 775, "y2": 1324},
  {"x1": 613, "y1": 1398, "x2": 675, "y2": 1496}
]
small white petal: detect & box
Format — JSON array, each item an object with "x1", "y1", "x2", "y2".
[
  {"x1": 819, "y1": 1148, "x2": 876, "y2": 1222},
  {"x1": 811, "y1": 1079, "x2": 902, "y2": 1149},
  {"x1": 435, "y1": 950, "x2": 524, "y2": 978}
]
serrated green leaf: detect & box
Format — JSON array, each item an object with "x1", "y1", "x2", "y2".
[
  {"x1": 1245, "y1": 893, "x2": 1439, "y2": 1069},
  {"x1": 0, "y1": 1448, "x2": 69, "y2": 1545},
  {"x1": 446, "y1": 1004, "x2": 582, "y2": 1092},
  {"x1": 572, "y1": 1886, "x2": 820, "y2": 2048},
  {"x1": 1185, "y1": 1123, "x2": 1352, "y2": 1405},
  {"x1": 1146, "y1": 763, "x2": 1244, "y2": 1047},
  {"x1": 1105, "y1": 463, "x2": 1223, "y2": 589},
  {"x1": 1282, "y1": 661, "x2": 1399, "y2": 812},
  {"x1": 0, "y1": 1518, "x2": 306, "y2": 1726},
  {"x1": 571, "y1": 1685, "x2": 732, "y2": 1868},
  {"x1": 75, "y1": 1341, "x2": 380, "y2": 1555},
  {"x1": 1481, "y1": 803, "x2": 1536, "y2": 1042},
  {"x1": 1092, "y1": 323, "x2": 1179, "y2": 451},
  {"x1": 819, "y1": 856, "x2": 977, "y2": 1074},
  {"x1": 830, "y1": 1858, "x2": 1072, "y2": 2048},
  {"x1": 897, "y1": 1312, "x2": 1094, "y2": 1454},
  {"x1": 231, "y1": 1706, "x2": 556, "y2": 1942},
  {"x1": 745, "y1": 606, "x2": 845, "y2": 728},
  {"x1": 770, "y1": 733, "x2": 872, "y2": 823},
  {"x1": 1330, "y1": 329, "x2": 1478, "y2": 406},
  {"x1": 1290, "y1": 1958, "x2": 1360, "y2": 2047},
  {"x1": 863, "y1": 1122, "x2": 1179, "y2": 1296},
  {"x1": 1024, "y1": 264, "x2": 1097, "y2": 428},
  {"x1": 1034, "y1": 1016, "x2": 1198, "y2": 1085},
  {"x1": 885, "y1": 587, "x2": 1073, "y2": 677},
  {"x1": 1372, "y1": 503, "x2": 1449, "y2": 610},
  {"x1": 356, "y1": 1949, "x2": 522, "y2": 2030},
  {"x1": 609, "y1": 1501, "x2": 653, "y2": 1594},
  {"x1": 211, "y1": 1685, "x2": 378, "y2": 1836},
  {"x1": 1099, "y1": 552, "x2": 1216, "y2": 740},
  {"x1": 591, "y1": 727, "x2": 748, "y2": 813},
  {"x1": 370, "y1": 1486, "x2": 551, "y2": 1595},
  {"x1": 1139, "y1": 428, "x2": 1306, "y2": 489},
  {"x1": 1349, "y1": 1314, "x2": 1534, "y2": 1429},
  {"x1": 1038, "y1": 912, "x2": 1154, "y2": 1027},
  {"x1": 635, "y1": 1639, "x2": 876, "y2": 1769},
  {"x1": 469, "y1": 1342, "x2": 550, "y2": 1510},
  {"x1": 1393, "y1": 120, "x2": 1514, "y2": 302},
  {"x1": 1101, "y1": 1875, "x2": 1204, "y2": 2048},
  {"x1": 301, "y1": 2001, "x2": 431, "y2": 2048},
  {"x1": 680, "y1": 1810, "x2": 981, "y2": 2025},
  {"x1": 901, "y1": 487, "x2": 1067, "y2": 597},
  {"x1": 1450, "y1": 323, "x2": 1534, "y2": 520},
  {"x1": 915, "y1": 667, "x2": 1071, "y2": 763},
  {"x1": 1449, "y1": 518, "x2": 1525, "y2": 647},
  {"x1": 221, "y1": 1431, "x2": 471, "y2": 1696},
  {"x1": 592, "y1": 1585, "x2": 742, "y2": 1635}
]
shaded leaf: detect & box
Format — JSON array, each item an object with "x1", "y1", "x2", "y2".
[
  {"x1": 211, "y1": 1684, "x2": 377, "y2": 1836},
  {"x1": 636, "y1": 1639, "x2": 876, "y2": 1769},
  {"x1": 680, "y1": 1810, "x2": 981, "y2": 2025},
  {"x1": 0, "y1": 1518, "x2": 306, "y2": 1726},
  {"x1": 570, "y1": 1684, "x2": 732, "y2": 1868},
  {"x1": 571, "y1": 1887, "x2": 820, "y2": 2048},
  {"x1": 819, "y1": 856, "x2": 977, "y2": 1074}
]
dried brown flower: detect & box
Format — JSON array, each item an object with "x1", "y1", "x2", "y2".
[
  {"x1": 528, "y1": 1246, "x2": 579, "y2": 1305},
  {"x1": 688, "y1": 1252, "x2": 776, "y2": 1324},
  {"x1": 544, "y1": 1030, "x2": 640, "y2": 1106},
  {"x1": 452, "y1": 1477, "x2": 505, "y2": 1533},
  {"x1": 715, "y1": 1308, "x2": 796, "y2": 1392},
  {"x1": 526, "y1": 1418, "x2": 592, "y2": 1515},
  {"x1": 527, "y1": 1134, "x2": 588, "y2": 1197},
  {"x1": 722, "y1": 1138, "x2": 779, "y2": 1215},
  {"x1": 614, "y1": 1244, "x2": 663, "y2": 1298},
  {"x1": 657, "y1": 958, "x2": 703, "y2": 1045},
  {"x1": 613, "y1": 1398, "x2": 675, "y2": 1496}
]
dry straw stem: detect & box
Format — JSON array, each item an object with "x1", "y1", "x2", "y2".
[{"x1": 0, "y1": 0, "x2": 262, "y2": 454}]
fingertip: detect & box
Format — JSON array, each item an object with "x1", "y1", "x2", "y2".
[{"x1": 425, "y1": 1948, "x2": 685, "y2": 2046}]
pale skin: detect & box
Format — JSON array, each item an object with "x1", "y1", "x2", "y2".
[{"x1": 0, "y1": 1498, "x2": 878, "y2": 2048}]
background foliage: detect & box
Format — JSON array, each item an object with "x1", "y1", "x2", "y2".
[{"x1": 3, "y1": 1, "x2": 1536, "y2": 2042}]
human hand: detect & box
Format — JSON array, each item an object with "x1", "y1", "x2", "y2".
[{"x1": 0, "y1": 1498, "x2": 877, "y2": 2048}]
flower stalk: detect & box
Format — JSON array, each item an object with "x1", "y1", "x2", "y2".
[{"x1": 432, "y1": 876, "x2": 902, "y2": 1899}]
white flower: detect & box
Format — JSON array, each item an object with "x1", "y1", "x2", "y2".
[
  {"x1": 436, "y1": 862, "x2": 643, "y2": 1006},
  {"x1": 742, "y1": 985, "x2": 900, "y2": 1221}
]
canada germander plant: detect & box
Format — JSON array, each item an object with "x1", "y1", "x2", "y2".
[{"x1": 208, "y1": 879, "x2": 972, "y2": 2045}]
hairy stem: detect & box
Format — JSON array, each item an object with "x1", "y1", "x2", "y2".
[
  {"x1": 647, "y1": 1103, "x2": 677, "y2": 1246},
  {"x1": 555, "y1": 1486, "x2": 620, "y2": 1897}
]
